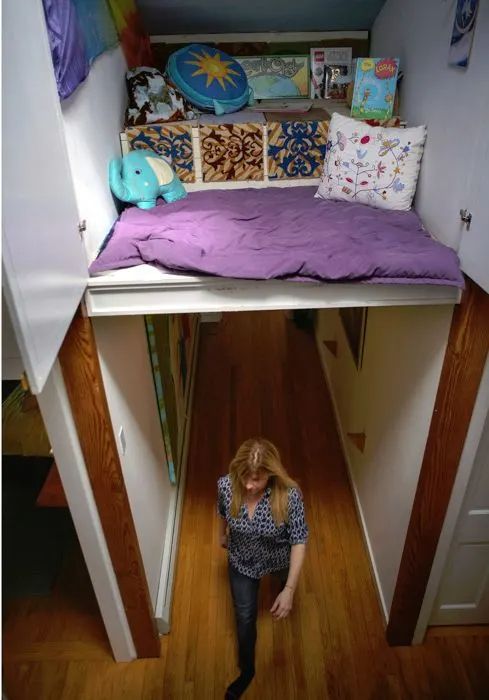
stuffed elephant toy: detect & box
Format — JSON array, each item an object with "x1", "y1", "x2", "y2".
[{"x1": 109, "y1": 149, "x2": 187, "y2": 209}]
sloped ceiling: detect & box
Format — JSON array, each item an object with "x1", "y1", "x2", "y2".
[{"x1": 139, "y1": 0, "x2": 387, "y2": 35}]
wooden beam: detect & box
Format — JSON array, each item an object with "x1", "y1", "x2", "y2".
[
  {"x1": 387, "y1": 277, "x2": 489, "y2": 646},
  {"x1": 59, "y1": 308, "x2": 160, "y2": 658}
]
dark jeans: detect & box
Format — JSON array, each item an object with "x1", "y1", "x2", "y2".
[{"x1": 228, "y1": 565, "x2": 288, "y2": 675}]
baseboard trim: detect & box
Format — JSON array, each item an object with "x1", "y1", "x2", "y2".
[{"x1": 314, "y1": 327, "x2": 388, "y2": 623}]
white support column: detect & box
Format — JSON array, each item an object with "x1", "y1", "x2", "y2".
[{"x1": 37, "y1": 361, "x2": 136, "y2": 662}]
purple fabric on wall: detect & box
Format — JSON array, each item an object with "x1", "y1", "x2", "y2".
[
  {"x1": 42, "y1": 0, "x2": 89, "y2": 100},
  {"x1": 89, "y1": 187, "x2": 464, "y2": 288}
]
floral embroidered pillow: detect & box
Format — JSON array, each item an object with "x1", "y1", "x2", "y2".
[{"x1": 316, "y1": 113, "x2": 427, "y2": 211}]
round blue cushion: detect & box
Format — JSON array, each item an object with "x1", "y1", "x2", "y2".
[{"x1": 166, "y1": 44, "x2": 250, "y2": 115}]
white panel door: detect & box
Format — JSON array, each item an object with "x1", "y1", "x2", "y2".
[
  {"x1": 457, "y1": 1, "x2": 489, "y2": 294},
  {"x1": 430, "y1": 409, "x2": 489, "y2": 625},
  {"x1": 2, "y1": 0, "x2": 88, "y2": 393}
]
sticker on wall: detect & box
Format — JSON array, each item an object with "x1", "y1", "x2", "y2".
[
  {"x1": 126, "y1": 124, "x2": 195, "y2": 182},
  {"x1": 268, "y1": 120, "x2": 329, "y2": 179},
  {"x1": 200, "y1": 123, "x2": 264, "y2": 182},
  {"x1": 448, "y1": 0, "x2": 479, "y2": 67}
]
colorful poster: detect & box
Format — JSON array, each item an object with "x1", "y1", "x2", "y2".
[
  {"x1": 236, "y1": 55, "x2": 309, "y2": 99},
  {"x1": 145, "y1": 315, "x2": 177, "y2": 484},
  {"x1": 351, "y1": 58, "x2": 399, "y2": 120},
  {"x1": 42, "y1": 0, "x2": 89, "y2": 100},
  {"x1": 145, "y1": 314, "x2": 198, "y2": 485},
  {"x1": 448, "y1": 0, "x2": 479, "y2": 67},
  {"x1": 106, "y1": 0, "x2": 153, "y2": 67},
  {"x1": 72, "y1": 0, "x2": 118, "y2": 64}
]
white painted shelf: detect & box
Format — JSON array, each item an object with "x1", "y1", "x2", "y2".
[{"x1": 86, "y1": 264, "x2": 461, "y2": 317}]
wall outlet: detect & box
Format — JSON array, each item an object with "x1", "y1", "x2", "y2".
[{"x1": 118, "y1": 426, "x2": 127, "y2": 456}]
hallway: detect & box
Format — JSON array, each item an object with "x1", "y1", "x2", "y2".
[
  {"x1": 4, "y1": 311, "x2": 489, "y2": 699},
  {"x1": 165, "y1": 311, "x2": 489, "y2": 698}
]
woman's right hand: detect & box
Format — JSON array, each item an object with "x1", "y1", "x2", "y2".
[{"x1": 220, "y1": 534, "x2": 228, "y2": 549}]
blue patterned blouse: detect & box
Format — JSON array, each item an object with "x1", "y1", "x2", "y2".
[{"x1": 217, "y1": 474, "x2": 309, "y2": 579}]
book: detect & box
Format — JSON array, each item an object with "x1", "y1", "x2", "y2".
[
  {"x1": 236, "y1": 55, "x2": 310, "y2": 100},
  {"x1": 351, "y1": 58, "x2": 399, "y2": 120},
  {"x1": 310, "y1": 47, "x2": 352, "y2": 100}
]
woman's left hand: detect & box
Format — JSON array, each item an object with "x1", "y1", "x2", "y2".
[{"x1": 270, "y1": 587, "x2": 294, "y2": 619}]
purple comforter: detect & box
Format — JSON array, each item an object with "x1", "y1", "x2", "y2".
[{"x1": 90, "y1": 187, "x2": 463, "y2": 287}]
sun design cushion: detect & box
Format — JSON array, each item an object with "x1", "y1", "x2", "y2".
[
  {"x1": 166, "y1": 44, "x2": 250, "y2": 115},
  {"x1": 316, "y1": 113, "x2": 427, "y2": 211}
]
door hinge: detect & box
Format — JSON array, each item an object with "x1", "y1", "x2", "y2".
[{"x1": 78, "y1": 220, "x2": 87, "y2": 238}]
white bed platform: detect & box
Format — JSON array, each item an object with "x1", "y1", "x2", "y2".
[
  {"x1": 101, "y1": 109, "x2": 463, "y2": 318},
  {"x1": 85, "y1": 263, "x2": 461, "y2": 317}
]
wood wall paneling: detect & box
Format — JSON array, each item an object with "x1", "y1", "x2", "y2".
[{"x1": 58, "y1": 309, "x2": 160, "y2": 658}]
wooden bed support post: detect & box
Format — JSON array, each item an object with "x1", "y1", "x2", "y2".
[
  {"x1": 387, "y1": 277, "x2": 489, "y2": 645},
  {"x1": 59, "y1": 307, "x2": 160, "y2": 659}
]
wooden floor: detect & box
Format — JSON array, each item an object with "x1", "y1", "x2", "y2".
[{"x1": 3, "y1": 311, "x2": 489, "y2": 699}]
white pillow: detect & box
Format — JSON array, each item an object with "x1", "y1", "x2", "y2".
[{"x1": 316, "y1": 113, "x2": 426, "y2": 211}]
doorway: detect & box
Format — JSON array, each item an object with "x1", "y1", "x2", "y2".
[{"x1": 2, "y1": 379, "x2": 112, "y2": 674}]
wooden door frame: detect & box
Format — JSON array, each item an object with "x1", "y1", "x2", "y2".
[
  {"x1": 59, "y1": 308, "x2": 160, "y2": 659},
  {"x1": 387, "y1": 277, "x2": 489, "y2": 645},
  {"x1": 37, "y1": 361, "x2": 137, "y2": 661},
  {"x1": 57, "y1": 280, "x2": 488, "y2": 656}
]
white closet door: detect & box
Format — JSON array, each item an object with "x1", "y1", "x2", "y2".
[
  {"x1": 456, "y1": 1, "x2": 489, "y2": 294},
  {"x1": 430, "y1": 409, "x2": 489, "y2": 625},
  {"x1": 2, "y1": 0, "x2": 88, "y2": 393}
]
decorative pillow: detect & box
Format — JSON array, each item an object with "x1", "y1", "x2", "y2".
[
  {"x1": 316, "y1": 113, "x2": 426, "y2": 211},
  {"x1": 166, "y1": 44, "x2": 250, "y2": 115},
  {"x1": 125, "y1": 67, "x2": 196, "y2": 126}
]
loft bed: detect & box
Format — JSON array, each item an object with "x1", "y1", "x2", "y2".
[
  {"x1": 86, "y1": 190, "x2": 463, "y2": 316},
  {"x1": 85, "y1": 103, "x2": 463, "y2": 317}
]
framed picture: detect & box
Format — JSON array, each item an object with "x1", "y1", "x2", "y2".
[
  {"x1": 236, "y1": 55, "x2": 310, "y2": 99},
  {"x1": 339, "y1": 307, "x2": 368, "y2": 370}
]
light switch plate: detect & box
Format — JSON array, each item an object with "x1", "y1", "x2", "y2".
[{"x1": 118, "y1": 426, "x2": 126, "y2": 455}]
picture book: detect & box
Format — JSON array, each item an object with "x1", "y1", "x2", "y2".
[
  {"x1": 351, "y1": 58, "x2": 399, "y2": 120},
  {"x1": 236, "y1": 55, "x2": 309, "y2": 100}
]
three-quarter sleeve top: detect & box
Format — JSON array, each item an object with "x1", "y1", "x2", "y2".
[{"x1": 217, "y1": 474, "x2": 308, "y2": 579}]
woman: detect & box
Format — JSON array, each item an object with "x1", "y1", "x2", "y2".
[{"x1": 217, "y1": 438, "x2": 308, "y2": 699}]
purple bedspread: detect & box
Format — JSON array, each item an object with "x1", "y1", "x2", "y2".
[{"x1": 90, "y1": 187, "x2": 464, "y2": 287}]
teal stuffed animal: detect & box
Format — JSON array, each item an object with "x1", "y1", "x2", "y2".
[{"x1": 109, "y1": 149, "x2": 187, "y2": 209}]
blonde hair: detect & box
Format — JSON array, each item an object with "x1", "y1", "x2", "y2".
[{"x1": 229, "y1": 438, "x2": 299, "y2": 525}]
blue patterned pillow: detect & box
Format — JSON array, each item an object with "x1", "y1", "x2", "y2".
[{"x1": 166, "y1": 44, "x2": 250, "y2": 115}]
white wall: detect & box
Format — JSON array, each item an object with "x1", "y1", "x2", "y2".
[
  {"x1": 61, "y1": 47, "x2": 127, "y2": 262},
  {"x1": 141, "y1": 0, "x2": 386, "y2": 33},
  {"x1": 92, "y1": 316, "x2": 175, "y2": 608},
  {"x1": 371, "y1": 0, "x2": 489, "y2": 291},
  {"x1": 316, "y1": 304, "x2": 453, "y2": 617}
]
